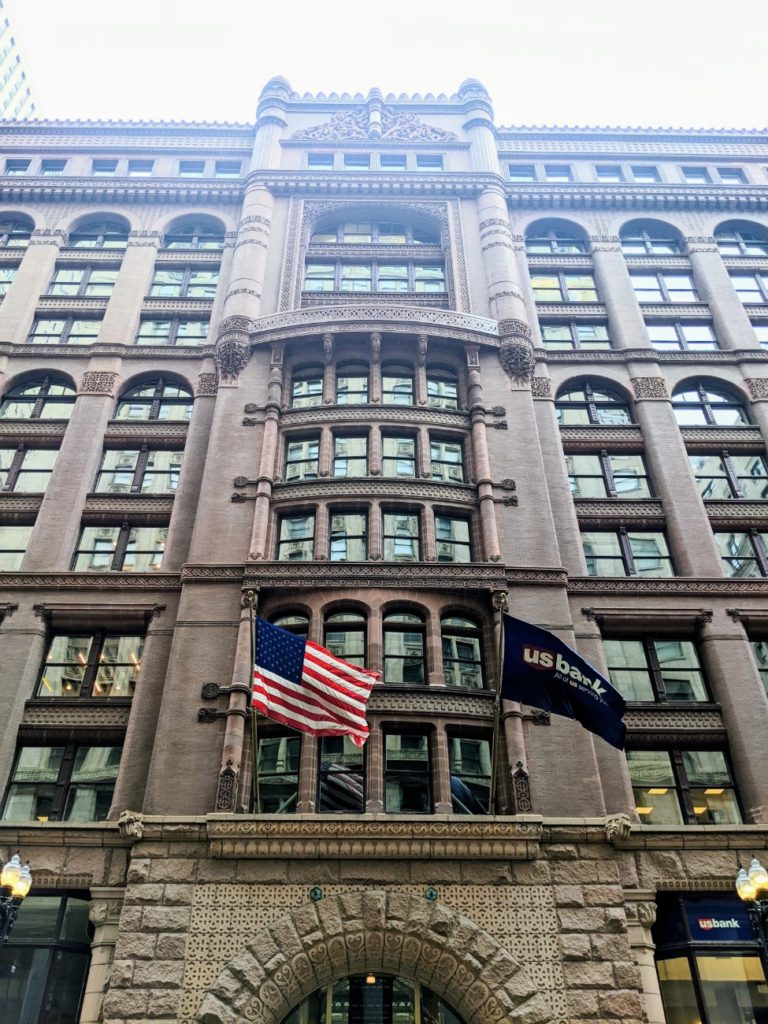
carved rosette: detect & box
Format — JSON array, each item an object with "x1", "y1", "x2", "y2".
[
  {"x1": 745, "y1": 378, "x2": 768, "y2": 401},
  {"x1": 79, "y1": 371, "x2": 118, "y2": 396},
  {"x1": 631, "y1": 376, "x2": 670, "y2": 400},
  {"x1": 215, "y1": 316, "x2": 254, "y2": 382},
  {"x1": 530, "y1": 377, "x2": 553, "y2": 400}
]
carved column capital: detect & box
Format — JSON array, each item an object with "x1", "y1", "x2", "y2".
[
  {"x1": 215, "y1": 316, "x2": 254, "y2": 382},
  {"x1": 78, "y1": 371, "x2": 118, "y2": 396}
]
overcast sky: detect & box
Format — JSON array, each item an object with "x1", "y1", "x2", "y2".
[{"x1": 5, "y1": 0, "x2": 765, "y2": 128}]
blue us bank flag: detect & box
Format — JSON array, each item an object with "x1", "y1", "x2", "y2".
[{"x1": 501, "y1": 615, "x2": 626, "y2": 750}]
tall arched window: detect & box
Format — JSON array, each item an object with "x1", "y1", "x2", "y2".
[
  {"x1": 427, "y1": 366, "x2": 459, "y2": 409},
  {"x1": 672, "y1": 382, "x2": 750, "y2": 426},
  {"x1": 525, "y1": 219, "x2": 588, "y2": 254},
  {"x1": 0, "y1": 376, "x2": 76, "y2": 419},
  {"x1": 115, "y1": 379, "x2": 193, "y2": 422},
  {"x1": 715, "y1": 221, "x2": 768, "y2": 257},
  {"x1": 441, "y1": 615, "x2": 484, "y2": 689},
  {"x1": 291, "y1": 365, "x2": 324, "y2": 408},
  {"x1": 68, "y1": 216, "x2": 130, "y2": 249},
  {"x1": 270, "y1": 612, "x2": 309, "y2": 637},
  {"x1": 282, "y1": 975, "x2": 466, "y2": 1024},
  {"x1": 336, "y1": 363, "x2": 369, "y2": 404},
  {"x1": 383, "y1": 611, "x2": 426, "y2": 684},
  {"x1": 555, "y1": 381, "x2": 632, "y2": 425},
  {"x1": 382, "y1": 363, "x2": 414, "y2": 405},
  {"x1": 163, "y1": 216, "x2": 226, "y2": 250},
  {"x1": 324, "y1": 610, "x2": 366, "y2": 667},
  {"x1": 620, "y1": 220, "x2": 683, "y2": 255},
  {"x1": 0, "y1": 213, "x2": 33, "y2": 248}
]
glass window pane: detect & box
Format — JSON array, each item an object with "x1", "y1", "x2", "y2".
[{"x1": 696, "y1": 955, "x2": 768, "y2": 1024}]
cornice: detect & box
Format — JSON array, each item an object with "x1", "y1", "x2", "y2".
[
  {"x1": 250, "y1": 171, "x2": 495, "y2": 197},
  {"x1": 248, "y1": 305, "x2": 499, "y2": 347},
  {"x1": 559, "y1": 426, "x2": 645, "y2": 450},
  {"x1": 0, "y1": 179, "x2": 244, "y2": 204},
  {"x1": 367, "y1": 688, "x2": 495, "y2": 718},
  {"x1": 569, "y1": 576, "x2": 768, "y2": 595},
  {"x1": 0, "y1": 341, "x2": 213, "y2": 359},
  {"x1": 534, "y1": 302, "x2": 608, "y2": 318},
  {"x1": 0, "y1": 571, "x2": 181, "y2": 590},
  {"x1": 0, "y1": 420, "x2": 68, "y2": 443},
  {"x1": 504, "y1": 183, "x2": 768, "y2": 212},
  {"x1": 36, "y1": 296, "x2": 109, "y2": 313},
  {"x1": 300, "y1": 291, "x2": 449, "y2": 310},
  {"x1": 103, "y1": 421, "x2": 189, "y2": 443},
  {"x1": 539, "y1": 348, "x2": 768, "y2": 364},
  {"x1": 703, "y1": 499, "x2": 768, "y2": 525},
  {"x1": 270, "y1": 478, "x2": 477, "y2": 504},
  {"x1": 0, "y1": 494, "x2": 43, "y2": 513},
  {"x1": 205, "y1": 816, "x2": 543, "y2": 861},
  {"x1": 279, "y1": 406, "x2": 470, "y2": 429},
  {"x1": 83, "y1": 494, "x2": 175, "y2": 516},
  {"x1": 624, "y1": 706, "x2": 725, "y2": 734},
  {"x1": 680, "y1": 426, "x2": 765, "y2": 450},
  {"x1": 573, "y1": 498, "x2": 665, "y2": 527},
  {"x1": 21, "y1": 703, "x2": 132, "y2": 730}
]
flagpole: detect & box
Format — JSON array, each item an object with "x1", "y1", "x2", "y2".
[
  {"x1": 489, "y1": 590, "x2": 508, "y2": 814},
  {"x1": 247, "y1": 590, "x2": 261, "y2": 814}
]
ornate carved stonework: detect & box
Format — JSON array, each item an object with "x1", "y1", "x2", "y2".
[
  {"x1": 291, "y1": 106, "x2": 457, "y2": 143},
  {"x1": 604, "y1": 813, "x2": 632, "y2": 842},
  {"x1": 196, "y1": 372, "x2": 219, "y2": 396},
  {"x1": 216, "y1": 760, "x2": 239, "y2": 811},
  {"x1": 79, "y1": 371, "x2": 118, "y2": 396},
  {"x1": 117, "y1": 809, "x2": 144, "y2": 840},
  {"x1": 530, "y1": 377, "x2": 553, "y2": 399},
  {"x1": 499, "y1": 339, "x2": 536, "y2": 384},
  {"x1": 512, "y1": 760, "x2": 532, "y2": 813},
  {"x1": 631, "y1": 376, "x2": 670, "y2": 400},
  {"x1": 215, "y1": 315, "x2": 253, "y2": 380},
  {"x1": 745, "y1": 378, "x2": 768, "y2": 400},
  {"x1": 570, "y1": 576, "x2": 768, "y2": 595}
]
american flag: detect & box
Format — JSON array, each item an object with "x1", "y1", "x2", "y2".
[{"x1": 252, "y1": 617, "x2": 379, "y2": 747}]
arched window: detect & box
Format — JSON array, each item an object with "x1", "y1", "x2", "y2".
[
  {"x1": 441, "y1": 615, "x2": 484, "y2": 689},
  {"x1": 525, "y1": 219, "x2": 588, "y2": 254},
  {"x1": 620, "y1": 220, "x2": 682, "y2": 255},
  {"x1": 672, "y1": 382, "x2": 749, "y2": 426},
  {"x1": 270, "y1": 612, "x2": 309, "y2": 637},
  {"x1": 336, "y1": 363, "x2": 369, "y2": 405},
  {"x1": 291, "y1": 365, "x2": 324, "y2": 408},
  {"x1": 282, "y1": 975, "x2": 466, "y2": 1024},
  {"x1": 68, "y1": 216, "x2": 130, "y2": 249},
  {"x1": 715, "y1": 222, "x2": 768, "y2": 257},
  {"x1": 324, "y1": 611, "x2": 366, "y2": 667},
  {"x1": 555, "y1": 381, "x2": 632, "y2": 425},
  {"x1": 382, "y1": 363, "x2": 414, "y2": 405},
  {"x1": 427, "y1": 366, "x2": 459, "y2": 409},
  {"x1": 0, "y1": 213, "x2": 33, "y2": 248},
  {"x1": 0, "y1": 376, "x2": 76, "y2": 420},
  {"x1": 114, "y1": 379, "x2": 193, "y2": 422},
  {"x1": 383, "y1": 611, "x2": 426, "y2": 684},
  {"x1": 163, "y1": 216, "x2": 225, "y2": 250}
]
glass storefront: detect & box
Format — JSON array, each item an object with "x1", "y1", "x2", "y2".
[{"x1": 654, "y1": 895, "x2": 768, "y2": 1024}]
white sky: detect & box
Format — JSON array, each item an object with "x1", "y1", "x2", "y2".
[{"x1": 5, "y1": 0, "x2": 766, "y2": 128}]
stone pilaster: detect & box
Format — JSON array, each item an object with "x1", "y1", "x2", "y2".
[
  {"x1": 590, "y1": 237, "x2": 649, "y2": 349},
  {"x1": 248, "y1": 351, "x2": 282, "y2": 560},
  {"x1": 630, "y1": 375, "x2": 723, "y2": 577},
  {"x1": 0, "y1": 606, "x2": 47, "y2": 794},
  {"x1": 22, "y1": 365, "x2": 120, "y2": 571},
  {"x1": 98, "y1": 232, "x2": 161, "y2": 345},
  {"x1": 0, "y1": 229, "x2": 65, "y2": 344},
  {"x1": 80, "y1": 888, "x2": 125, "y2": 1024},
  {"x1": 624, "y1": 893, "x2": 666, "y2": 1024},
  {"x1": 686, "y1": 237, "x2": 761, "y2": 350}
]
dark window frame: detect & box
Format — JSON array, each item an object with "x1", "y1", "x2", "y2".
[
  {"x1": 566, "y1": 449, "x2": 652, "y2": 499},
  {"x1": 672, "y1": 383, "x2": 749, "y2": 426},
  {"x1": 149, "y1": 265, "x2": 219, "y2": 298},
  {"x1": 47, "y1": 264, "x2": 119, "y2": 298},
  {"x1": 690, "y1": 450, "x2": 768, "y2": 499},
  {"x1": 135, "y1": 316, "x2": 210, "y2": 346},
  {"x1": 114, "y1": 378, "x2": 193, "y2": 422},
  {"x1": 530, "y1": 270, "x2": 599, "y2": 302},
  {"x1": 94, "y1": 446, "x2": 182, "y2": 494},
  {"x1": 34, "y1": 630, "x2": 144, "y2": 701},
  {"x1": 0, "y1": 376, "x2": 76, "y2": 419},
  {"x1": 0, "y1": 444, "x2": 57, "y2": 492},
  {"x1": 556, "y1": 381, "x2": 633, "y2": 425},
  {"x1": 71, "y1": 522, "x2": 168, "y2": 573},
  {"x1": 27, "y1": 316, "x2": 102, "y2": 346},
  {"x1": 539, "y1": 321, "x2": 612, "y2": 350},
  {"x1": 582, "y1": 526, "x2": 675, "y2": 577},
  {"x1": 382, "y1": 611, "x2": 426, "y2": 686},
  {"x1": 627, "y1": 747, "x2": 742, "y2": 825},
  {"x1": 604, "y1": 637, "x2": 710, "y2": 704},
  {"x1": 68, "y1": 219, "x2": 129, "y2": 250}
]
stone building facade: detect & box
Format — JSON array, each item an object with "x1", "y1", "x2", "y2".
[{"x1": 0, "y1": 78, "x2": 767, "y2": 1024}]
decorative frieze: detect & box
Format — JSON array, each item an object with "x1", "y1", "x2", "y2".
[
  {"x1": 745, "y1": 378, "x2": 768, "y2": 401},
  {"x1": 530, "y1": 377, "x2": 553, "y2": 400},
  {"x1": 272, "y1": 479, "x2": 477, "y2": 504},
  {"x1": 569, "y1": 576, "x2": 768, "y2": 595},
  {"x1": 631, "y1": 376, "x2": 670, "y2": 400},
  {"x1": 196, "y1": 372, "x2": 219, "y2": 396},
  {"x1": 280, "y1": 405, "x2": 469, "y2": 428}
]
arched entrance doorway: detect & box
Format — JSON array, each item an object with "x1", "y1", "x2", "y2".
[{"x1": 282, "y1": 973, "x2": 465, "y2": 1024}]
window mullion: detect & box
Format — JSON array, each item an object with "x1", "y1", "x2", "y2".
[
  {"x1": 113, "y1": 523, "x2": 130, "y2": 570},
  {"x1": 644, "y1": 640, "x2": 667, "y2": 702},
  {"x1": 132, "y1": 447, "x2": 150, "y2": 493},
  {"x1": 618, "y1": 527, "x2": 635, "y2": 575},
  {"x1": 673, "y1": 750, "x2": 695, "y2": 824},
  {"x1": 52, "y1": 743, "x2": 77, "y2": 820},
  {"x1": 4, "y1": 445, "x2": 25, "y2": 490},
  {"x1": 752, "y1": 529, "x2": 768, "y2": 576},
  {"x1": 83, "y1": 632, "x2": 103, "y2": 697},
  {"x1": 720, "y1": 450, "x2": 742, "y2": 497},
  {"x1": 600, "y1": 450, "x2": 617, "y2": 497}
]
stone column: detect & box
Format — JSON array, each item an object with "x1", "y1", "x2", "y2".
[
  {"x1": 80, "y1": 888, "x2": 125, "y2": 1024},
  {"x1": 161, "y1": 368, "x2": 217, "y2": 571},
  {"x1": 108, "y1": 609, "x2": 175, "y2": 816},
  {"x1": 0, "y1": 606, "x2": 47, "y2": 790},
  {"x1": 744, "y1": 376, "x2": 768, "y2": 448},
  {"x1": 624, "y1": 894, "x2": 666, "y2": 1024},
  {"x1": 699, "y1": 611, "x2": 768, "y2": 822},
  {"x1": 589, "y1": 237, "x2": 649, "y2": 349},
  {"x1": 22, "y1": 366, "x2": 121, "y2": 571},
  {"x1": 685, "y1": 236, "x2": 760, "y2": 350},
  {"x1": 369, "y1": 332, "x2": 381, "y2": 405},
  {"x1": 368, "y1": 500, "x2": 382, "y2": 562},
  {"x1": 0, "y1": 229, "x2": 64, "y2": 344},
  {"x1": 322, "y1": 334, "x2": 335, "y2": 405},
  {"x1": 465, "y1": 347, "x2": 501, "y2": 561},
  {"x1": 630, "y1": 374, "x2": 723, "y2": 577},
  {"x1": 415, "y1": 334, "x2": 428, "y2": 406},
  {"x1": 532, "y1": 375, "x2": 589, "y2": 574},
  {"x1": 365, "y1": 727, "x2": 384, "y2": 813},
  {"x1": 317, "y1": 426, "x2": 332, "y2": 478},
  {"x1": 296, "y1": 734, "x2": 318, "y2": 813},
  {"x1": 432, "y1": 727, "x2": 452, "y2": 813},
  {"x1": 248, "y1": 346, "x2": 283, "y2": 560},
  {"x1": 211, "y1": 596, "x2": 254, "y2": 814},
  {"x1": 421, "y1": 505, "x2": 436, "y2": 562},
  {"x1": 368, "y1": 426, "x2": 382, "y2": 476},
  {"x1": 98, "y1": 232, "x2": 161, "y2": 345}
]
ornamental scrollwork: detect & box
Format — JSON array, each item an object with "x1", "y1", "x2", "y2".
[{"x1": 291, "y1": 105, "x2": 457, "y2": 143}]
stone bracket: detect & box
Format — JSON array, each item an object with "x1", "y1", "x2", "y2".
[{"x1": 200, "y1": 682, "x2": 251, "y2": 700}]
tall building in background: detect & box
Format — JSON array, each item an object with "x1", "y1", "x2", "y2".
[
  {"x1": 0, "y1": 78, "x2": 767, "y2": 1024},
  {"x1": 0, "y1": 0, "x2": 34, "y2": 118}
]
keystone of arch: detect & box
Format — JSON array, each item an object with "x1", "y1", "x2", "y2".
[{"x1": 196, "y1": 890, "x2": 549, "y2": 1024}]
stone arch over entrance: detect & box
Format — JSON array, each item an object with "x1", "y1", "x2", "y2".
[{"x1": 196, "y1": 890, "x2": 549, "y2": 1024}]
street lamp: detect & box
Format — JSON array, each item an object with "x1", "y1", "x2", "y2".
[
  {"x1": 0, "y1": 852, "x2": 33, "y2": 941},
  {"x1": 735, "y1": 855, "x2": 768, "y2": 976}
]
